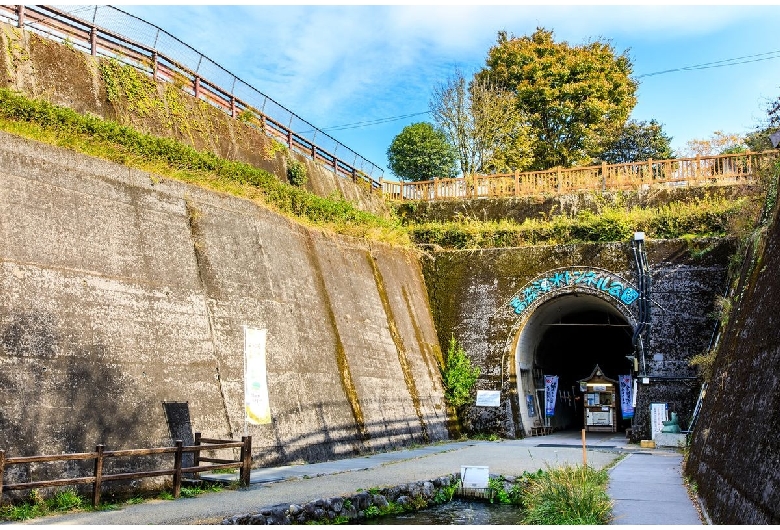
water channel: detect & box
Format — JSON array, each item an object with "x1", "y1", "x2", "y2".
[{"x1": 363, "y1": 499, "x2": 524, "y2": 525}]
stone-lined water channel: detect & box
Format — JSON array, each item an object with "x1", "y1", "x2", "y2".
[{"x1": 363, "y1": 499, "x2": 524, "y2": 525}]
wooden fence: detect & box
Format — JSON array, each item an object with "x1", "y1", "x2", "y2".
[
  {"x1": 0, "y1": 433, "x2": 251, "y2": 507},
  {"x1": 0, "y1": 5, "x2": 382, "y2": 190},
  {"x1": 383, "y1": 151, "x2": 778, "y2": 202}
]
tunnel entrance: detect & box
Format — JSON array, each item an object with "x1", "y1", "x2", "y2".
[{"x1": 513, "y1": 293, "x2": 636, "y2": 436}]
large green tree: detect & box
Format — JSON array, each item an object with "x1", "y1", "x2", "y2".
[
  {"x1": 478, "y1": 28, "x2": 637, "y2": 170},
  {"x1": 430, "y1": 70, "x2": 534, "y2": 176},
  {"x1": 386, "y1": 122, "x2": 458, "y2": 181},
  {"x1": 599, "y1": 119, "x2": 673, "y2": 164}
]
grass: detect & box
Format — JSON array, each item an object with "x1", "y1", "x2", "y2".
[
  {"x1": 520, "y1": 464, "x2": 613, "y2": 525},
  {"x1": 0, "y1": 88, "x2": 410, "y2": 247},
  {"x1": 0, "y1": 481, "x2": 227, "y2": 522},
  {"x1": 408, "y1": 194, "x2": 756, "y2": 249}
]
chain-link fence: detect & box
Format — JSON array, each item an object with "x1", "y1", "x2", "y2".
[{"x1": 0, "y1": 5, "x2": 384, "y2": 187}]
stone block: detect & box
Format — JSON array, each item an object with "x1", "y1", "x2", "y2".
[{"x1": 654, "y1": 433, "x2": 687, "y2": 448}]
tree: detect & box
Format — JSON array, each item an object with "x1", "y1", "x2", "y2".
[
  {"x1": 598, "y1": 119, "x2": 673, "y2": 164},
  {"x1": 683, "y1": 131, "x2": 746, "y2": 157},
  {"x1": 386, "y1": 122, "x2": 458, "y2": 181},
  {"x1": 478, "y1": 28, "x2": 637, "y2": 170},
  {"x1": 430, "y1": 71, "x2": 534, "y2": 176}
]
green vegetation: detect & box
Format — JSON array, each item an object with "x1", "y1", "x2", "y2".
[
  {"x1": 286, "y1": 158, "x2": 308, "y2": 187},
  {"x1": 520, "y1": 465, "x2": 612, "y2": 525},
  {"x1": 387, "y1": 122, "x2": 458, "y2": 181},
  {"x1": 600, "y1": 119, "x2": 674, "y2": 164},
  {"x1": 440, "y1": 335, "x2": 480, "y2": 408},
  {"x1": 409, "y1": 194, "x2": 751, "y2": 249},
  {"x1": 0, "y1": 88, "x2": 408, "y2": 246},
  {"x1": 478, "y1": 28, "x2": 637, "y2": 170}
]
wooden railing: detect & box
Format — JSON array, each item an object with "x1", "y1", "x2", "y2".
[
  {"x1": 0, "y1": 433, "x2": 252, "y2": 507},
  {"x1": 382, "y1": 151, "x2": 778, "y2": 202},
  {"x1": 0, "y1": 5, "x2": 383, "y2": 190}
]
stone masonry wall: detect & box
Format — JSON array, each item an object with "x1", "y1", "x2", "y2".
[
  {"x1": 422, "y1": 238, "x2": 733, "y2": 439},
  {"x1": 686, "y1": 197, "x2": 780, "y2": 524},
  {"x1": 0, "y1": 131, "x2": 448, "y2": 470}
]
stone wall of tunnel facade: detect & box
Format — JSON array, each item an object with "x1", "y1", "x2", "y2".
[{"x1": 422, "y1": 238, "x2": 735, "y2": 439}]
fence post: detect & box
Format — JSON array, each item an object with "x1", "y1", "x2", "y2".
[
  {"x1": 193, "y1": 433, "x2": 201, "y2": 479},
  {"x1": 695, "y1": 154, "x2": 701, "y2": 182},
  {"x1": 0, "y1": 449, "x2": 5, "y2": 502},
  {"x1": 173, "y1": 440, "x2": 183, "y2": 499},
  {"x1": 92, "y1": 445, "x2": 104, "y2": 508},
  {"x1": 90, "y1": 26, "x2": 97, "y2": 56},
  {"x1": 152, "y1": 51, "x2": 158, "y2": 81},
  {"x1": 514, "y1": 170, "x2": 520, "y2": 196},
  {"x1": 287, "y1": 130, "x2": 293, "y2": 149},
  {"x1": 230, "y1": 97, "x2": 236, "y2": 119},
  {"x1": 601, "y1": 162, "x2": 607, "y2": 191},
  {"x1": 17, "y1": 5, "x2": 24, "y2": 28},
  {"x1": 240, "y1": 436, "x2": 252, "y2": 487},
  {"x1": 193, "y1": 76, "x2": 200, "y2": 100},
  {"x1": 333, "y1": 156, "x2": 338, "y2": 175}
]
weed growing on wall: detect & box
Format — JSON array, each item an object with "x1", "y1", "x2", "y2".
[
  {"x1": 441, "y1": 335, "x2": 480, "y2": 408},
  {"x1": 0, "y1": 88, "x2": 408, "y2": 246},
  {"x1": 286, "y1": 158, "x2": 307, "y2": 187}
]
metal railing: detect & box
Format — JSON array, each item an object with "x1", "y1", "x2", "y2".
[
  {"x1": 0, "y1": 5, "x2": 383, "y2": 190},
  {"x1": 383, "y1": 151, "x2": 778, "y2": 201}
]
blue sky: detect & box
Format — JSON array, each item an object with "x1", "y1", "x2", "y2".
[{"x1": 112, "y1": 3, "x2": 780, "y2": 180}]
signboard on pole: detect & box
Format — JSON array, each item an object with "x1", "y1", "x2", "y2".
[{"x1": 244, "y1": 327, "x2": 271, "y2": 427}]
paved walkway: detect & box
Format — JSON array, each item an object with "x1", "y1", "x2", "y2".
[{"x1": 12, "y1": 432, "x2": 703, "y2": 525}]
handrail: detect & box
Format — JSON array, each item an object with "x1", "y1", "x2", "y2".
[
  {"x1": 0, "y1": 5, "x2": 383, "y2": 190},
  {"x1": 383, "y1": 151, "x2": 779, "y2": 202},
  {"x1": 0, "y1": 433, "x2": 252, "y2": 507}
]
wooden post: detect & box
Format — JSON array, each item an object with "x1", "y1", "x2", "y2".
[
  {"x1": 581, "y1": 429, "x2": 587, "y2": 467},
  {"x1": 351, "y1": 168, "x2": 357, "y2": 183},
  {"x1": 333, "y1": 156, "x2": 338, "y2": 175},
  {"x1": 240, "y1": 436, "x2": 252, "y2": 487},
  {"x1": 0, "y1": 449, "x2": 5, "y2": 502},
  {"x1": 92, "y1": 445, "x2": 104, "y2": 508},
  {"x1": 601, "y1": 162, "x2": 607, "y2": 191},
  {"x1": 647, "y1": 158, "x2": 653, "y2": 181},
  {"x1": 152, "y1": 51, "x2": 158, "y2": 81},
  {"x1": 193, "y1": 433, "x2": 201, "y2": 478},
  {"x1": 172, "y1": 441, "x2": 183, "y2": 499},
  {"x1": 17, "y1": 5, "x2": 24, "y2": 28},
  {"x1": 514, "y1": 170, "x2": 520, "y2": 196},
  {"x1": 287, "y1": 130, "x2": 293, "y2": 149},
  {"x1": 230, "y1": 97, "x2": 236, "y2": 119},
  {"x1": 90, "y1": 27, "x2": 97, "y2": 56},
  {"x1": 193, "y1": 76, "x2": 200, "y2": 99},
  {"x1": 433, "y1": 177, "x2": 438, "y2": 200}
]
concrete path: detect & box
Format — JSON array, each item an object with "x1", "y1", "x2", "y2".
[
  {"x1": 9, "y1": 432, "x2": 703, "y2": 525},
  {"x1": 608, "y1": 452, "x2": 703, "y2": 525}
]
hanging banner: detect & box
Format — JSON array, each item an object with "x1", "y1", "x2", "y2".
[
  {"x1": 544, "y1": 375, "x2": 559, "y2": 417},
  {"x1": 244, "y1": 327, "x2": 271, "y2": 426},
  {"x1": 619, "y1": 375, "x2": 634, "y2": 419}
]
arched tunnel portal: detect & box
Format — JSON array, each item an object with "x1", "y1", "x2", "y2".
[{"x1": 513, "y1": 293, "x2": 637, "y2": 436}]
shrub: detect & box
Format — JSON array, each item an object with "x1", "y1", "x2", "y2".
[
  {"x1": 440, "y1": 335, "x2": 480, "y2": 408},
  {"x1": 286, "y1": 159, "x2": 307, "y2": 187}
]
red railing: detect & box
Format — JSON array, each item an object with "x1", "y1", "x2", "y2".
[
  {"x1": 382, "y1": 151, "x2": 778, "y2": 201},
  {"x1": 0, "y1": 5, "x2": 383, "y2": 191}
]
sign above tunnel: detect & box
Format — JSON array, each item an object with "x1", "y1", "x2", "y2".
[{"x1": 507, "y1": 267, "x2": 640, "y2": 317}]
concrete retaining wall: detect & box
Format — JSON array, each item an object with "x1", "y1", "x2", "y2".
[
  {"x1": 0, "y1": 21, "x2": 387, "y2": 217},
  {"x1": 0, "y1": 131, "x2": 448, "y2": 468}
]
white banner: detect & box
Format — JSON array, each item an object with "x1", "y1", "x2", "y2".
[
  {"x1": 475, "y1": 390, "x2": 501, "y2": 407},
  {"x1": 544, "y1": 375, "x2": 559, "y2": 417},
  {"x1": 244, "y1": 327, "x2": 271, "y2": 426},
  {"x1": 651, "y1": 403, "x2": 668, "y2": 439}
]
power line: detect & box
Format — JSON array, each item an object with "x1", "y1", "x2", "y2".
[
  {"x1": 637, "y1": 49, "x2": 780, "y2": 78},
  {"x1": 320, "y1": 111, "x2": 430, "y2": 132}
]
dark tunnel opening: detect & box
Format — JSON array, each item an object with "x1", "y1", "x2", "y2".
[{"x1": 534, "y1": 309, "x2": 635, "y2": 432}]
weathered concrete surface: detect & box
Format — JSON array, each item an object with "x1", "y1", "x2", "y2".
[
  {"x1": 0, "y1": 131, "x2": 448, "y2": 473},
  {"x1": 422, "y1": 238, "x2": 733, "y2": 440},
  {"x1": 0, "y1": 20, "x2": 387, "y2": 216},
  {"x1": 686, "y1": 197, "x2": 780, "y2": 524}
]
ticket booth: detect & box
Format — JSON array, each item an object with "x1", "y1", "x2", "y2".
[{"x1": 578, "y1": 365, "x2": 617, "y2": 433}]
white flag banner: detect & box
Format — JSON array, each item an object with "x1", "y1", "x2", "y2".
[
  {"x1": 244, "y1": 327, "x2": 271, "y2": 425},
  {"x1": 544, "y1": 375, "x2": 559, "y2": 417}
]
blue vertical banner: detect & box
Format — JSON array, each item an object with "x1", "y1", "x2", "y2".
[
  {"x1": 544, "y1": 375, "x2": 559, "y2": 417},
  {"x1": 619, "y1": 375, "x2": 634, "y2": 419}
]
